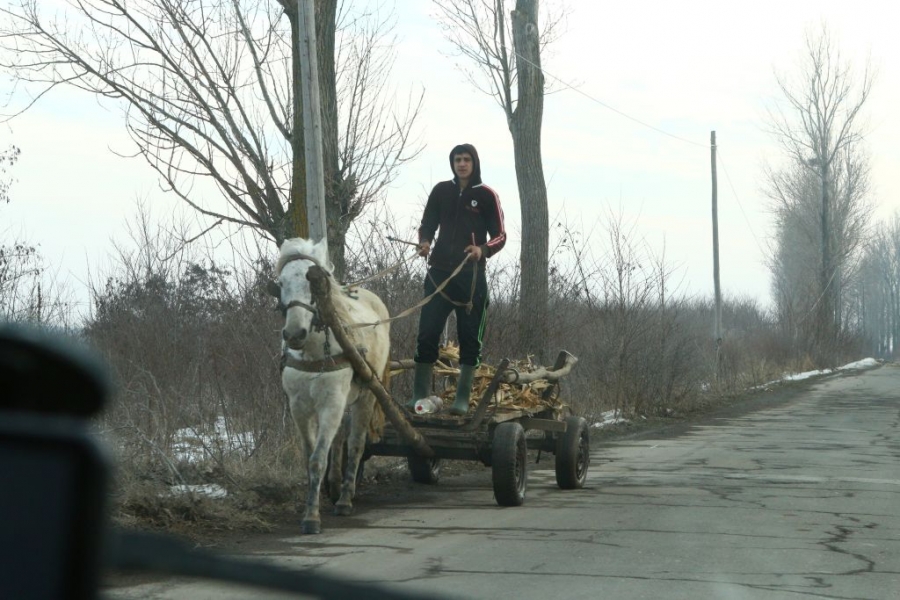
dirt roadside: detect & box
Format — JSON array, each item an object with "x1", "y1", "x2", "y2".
[{"x1": 102, "y1": 375, "x2": 828, "y2": 589}]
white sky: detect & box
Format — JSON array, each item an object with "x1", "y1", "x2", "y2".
[{"x1": 3, "y1": 0, "x2": 899, "y2": 316}]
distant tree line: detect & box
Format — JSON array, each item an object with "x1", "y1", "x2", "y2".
[{"x1": 764, "y1": 25, "x2": 899, "y2": 365}]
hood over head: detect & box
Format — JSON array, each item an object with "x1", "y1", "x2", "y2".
[{"x1": 449, "y1": 143, "x2": 482, "y2": 186}]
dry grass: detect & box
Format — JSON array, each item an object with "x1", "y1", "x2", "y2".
[{"x1": 74, "y1": 211, "x2": 854, "y2": 537}]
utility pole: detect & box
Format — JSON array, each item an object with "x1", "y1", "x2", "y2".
[
  {"x1": 296, "y1": 0, "x2": 328, "y2": 249},
  {"x1": 819, "y1": 157, "x2": 832, "y2": 362},
  {"x1": 711, "y1": 131, "x2": 723, "y2": 348}
]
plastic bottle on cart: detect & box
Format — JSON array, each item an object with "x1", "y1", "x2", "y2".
[{"x1": 414, "y1": 395, "x2": 444, "y2": 415}]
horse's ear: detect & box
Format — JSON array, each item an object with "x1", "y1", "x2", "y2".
[
  {"x1": 313, "y1": 236, "x2": 326, "y2": 255},
  {"x1": 265, "y1": 280, "x2": 281, "y2": 298},
  {"x1": 314, "y1": 237, "x2": 334, "y2": 271}
]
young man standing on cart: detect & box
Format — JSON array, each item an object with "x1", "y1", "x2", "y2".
[{"x1": 409, "y1": 143, "x2": 507, "y2": 416}]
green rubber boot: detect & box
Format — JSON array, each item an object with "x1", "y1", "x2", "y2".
[
  {"x1": 450, "y1": 364, "x2": 476, "y2": 416},
  {"x1": 406, "y1": 362, "x2": 434, "y2": 409}
]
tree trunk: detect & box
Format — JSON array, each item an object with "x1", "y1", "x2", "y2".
[{"x1": 510, "y1": 2, "x2": 549, "y2": 365}]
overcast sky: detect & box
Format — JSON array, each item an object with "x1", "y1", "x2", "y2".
[{"x1": 3, "y1": 0, "x2": 899, "y2": 317}]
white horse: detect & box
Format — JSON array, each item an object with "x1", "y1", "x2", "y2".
[{"x1": 269, "y1": 237, "x2": 390, "y2": 534}]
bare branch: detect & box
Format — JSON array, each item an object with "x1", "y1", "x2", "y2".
[{"x1": 0, "y1": 0, "x2": 421, "y2": 257}]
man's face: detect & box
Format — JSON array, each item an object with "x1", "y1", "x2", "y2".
[{"x1": 453, "y1": 153, "x2": 473, "y2": 180}]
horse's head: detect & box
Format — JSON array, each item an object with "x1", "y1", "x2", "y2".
[{"x1": 268, "y1": 238, "x2": 331, "y2": 351}]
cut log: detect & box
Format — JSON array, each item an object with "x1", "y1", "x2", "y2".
[{"x1": 500, "y1": 351, "x2": 578, "y2": 384}]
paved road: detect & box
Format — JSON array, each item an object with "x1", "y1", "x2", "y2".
[{"x1": 106, "y1": 364, "x2": 900, "y2": 599}]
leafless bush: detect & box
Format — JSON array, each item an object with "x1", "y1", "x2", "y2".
[
  {"x1": 86, "y1": 203, "x2": 827, "y2": 533},
  {"x1": 344, "y1": 208, "x2": 427, "y2": 363},
  {"x1": 0, "y1": 238, "x2": 75, "y2": 327},
  {"x1": 531, "y1": 211, "x2": 710, "y2": 420},
  {"x1": 1, "y1": 144, "x2": 74, "y2": 327},
  {"x1": 83, "y1": 207, "x2": 296, "y2": 525}
]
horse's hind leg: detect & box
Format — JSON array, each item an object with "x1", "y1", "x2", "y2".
[
  {"x1": 326, "y1": 414, "x2": 350, "y2": 503},
  {"x1": 334, "y1": 392, "x2": 375, "y2": 516}
]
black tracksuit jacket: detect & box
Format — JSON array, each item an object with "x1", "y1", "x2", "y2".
[
  {"x1": 417, "y1": 145, "x2": 506, "y2": 272},
  {"x1": 413, "y1": 144, "x2": 507, "y2": 365}
]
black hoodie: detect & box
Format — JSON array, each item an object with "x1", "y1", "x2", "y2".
[{"x1": 417, "y1": 144, "x2": 507, "y2": 272}]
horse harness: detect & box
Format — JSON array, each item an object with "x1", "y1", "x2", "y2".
[
  {"x1": 277, "y1": 252, "x2": 366, "y2": 376},
  {"x1": 282, "y1": 347, "x2": 367, "y2": 375}
]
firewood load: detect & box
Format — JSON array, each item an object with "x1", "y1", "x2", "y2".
[{"x1": 390, "y1": 343, "x2": 578, "y2": 414}]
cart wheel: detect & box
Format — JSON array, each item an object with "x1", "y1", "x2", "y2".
[
  {"x1": 408, "y1": 456, "x2": 443, "y2": 484},
  {"x1": 492, "y1": 422, "x2": 527, "y2": 506},
  {"x1": 555, "y1": 416, "x2": 590, "y2": 489}
]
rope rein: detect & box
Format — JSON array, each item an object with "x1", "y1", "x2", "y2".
[
  {"x1": 278, "y1": 246, "x2": 478, "y2": 331},
  {"x1": 343, "y1": 251, "x2": 419, "y2": 288},
  {"x1": 345, "y1": 254, "x2": 476, "y2": 329},
  {"x1": 426, "y1": 260, "x2": 478, "y2": 313}
]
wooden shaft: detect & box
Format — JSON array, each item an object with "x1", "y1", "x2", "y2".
[
  {"x1": 307, "y1": 266, "x2": 434, "y2": 458},
  {"x1": 461, "y1": 358, "x2": 510, "y2": 433}
]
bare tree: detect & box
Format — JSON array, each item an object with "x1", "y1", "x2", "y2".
[
  {"x1": 0, "y1": 241, "x2": 75, "y2": 326},
  {"x1": 0, "y1": 143, "x2": 71, "y2": 326},
  {"x1": 432, "y1": 0, "x2": 564, "y2": 363},
  {"x1": 765, "y1": 25, "x2": 874, "y2": 364},
  {"x1": 848, "y1": 215, "x2": 900, "y2": 359},
  {"x1": 0, "y1": 0, "x2": 422, "y2": 277},
  {"x1": 0, "y1": 144, "x2": 19, "y2": 205}
]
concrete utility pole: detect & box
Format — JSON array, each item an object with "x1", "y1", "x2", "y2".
[
  {"x1": 820, "y1": 161, "x2": 831, "y2": 320},
  {"x1": 296, "y1": 0, "x2": 328, "y2": 249},
  {"x1": 711, "y1": 131, "x2": 722, "y2": 346}
]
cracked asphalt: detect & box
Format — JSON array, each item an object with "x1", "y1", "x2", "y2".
[{"x1": 105, "y1": 364, "x2": 900, "y2": 599}]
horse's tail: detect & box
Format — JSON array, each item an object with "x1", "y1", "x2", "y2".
[{"x1": 366, "y1": 364, "x2": 391, "y2": 443}]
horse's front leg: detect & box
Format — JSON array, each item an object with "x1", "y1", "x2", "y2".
[
  {"x1": 334, "y1": 391, "x2": 375, "y2": 516},
  {"x1": 297, "y1": 415, "x2": 327, "y2": 535},
  {"x1": 303, "y1": 393, "x2": 346, "y2": 534}
]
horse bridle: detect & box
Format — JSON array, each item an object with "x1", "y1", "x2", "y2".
[
  {"x1": 277, "y1": 252, "x2": 330, "y2": 329},
  {"x1": 274, "y1": 250, "x2": 374, "y2": 375},
  {"x1": 282, "y1": 298, "x2": 317, "y2": 315}
]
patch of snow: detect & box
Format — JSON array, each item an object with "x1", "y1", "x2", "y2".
[
  {"x1": 593, "y1": 409, "x2": 629, "y2": 429},
  {"x1": 782, "y1": 369, "x2": 833, "y2": 382},
  {"x1": 172, "y1": 416, "x2": 256, "y2": 463},
  {"x1": 755, "y1": 357, "x2": 880, "y2": 389},
  {"x1": 166, "y1": 484, "x2": 228, "y2": 499},
  {"x1": 839, "y1": 357, "x2": 879, "y2": 370}
]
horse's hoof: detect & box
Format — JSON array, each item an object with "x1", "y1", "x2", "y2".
[
  {"x1": 301, "y1": 519, "x2": 321, "y2": 534},
  {"x1": 334, "y1": 503, "x2": 354, "y2": 517}
]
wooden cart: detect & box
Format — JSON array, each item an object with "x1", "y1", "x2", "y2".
[
  {"x1": 366, "y1": 351, "x2": 590, "y2": 506},
  {"x1": 306, "y1": 266, "x2": 589, "y2": 507}
]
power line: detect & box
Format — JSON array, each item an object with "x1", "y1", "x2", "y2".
[
  {"x1": 514, "y1": 52, "x2": 707, "y2": 148},
  {"x1": 715, "y1": 147, "x2": 767, "y2": 258},
  {"x1": 517, "y1": 52, "x2": 772, "y2": 283}
]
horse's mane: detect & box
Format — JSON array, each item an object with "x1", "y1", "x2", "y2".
[{"x1": 329, "y1": 279, "x2": 361, "y2": 335}]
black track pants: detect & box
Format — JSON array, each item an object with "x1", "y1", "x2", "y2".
[{"x1": 414, "y1": 267, "x2": 489, "y2": 366}]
